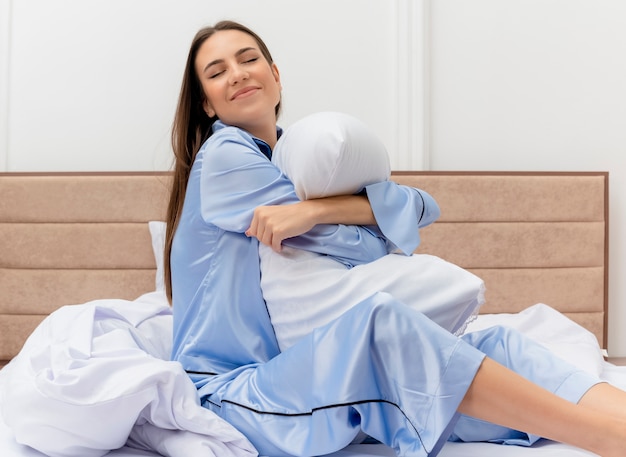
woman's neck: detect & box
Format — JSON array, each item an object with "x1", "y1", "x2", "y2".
[{"x1": 250, "y1": 125, "x2": 278, "y2": 150}]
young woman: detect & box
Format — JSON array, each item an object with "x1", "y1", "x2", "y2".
[{"x1": 165, "y1": 20, "x2": 626, "y2": 457}]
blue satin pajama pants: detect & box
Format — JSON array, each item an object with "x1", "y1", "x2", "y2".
[{"x1": 203, "y1": 292, "x2": 599, "y2": 457}]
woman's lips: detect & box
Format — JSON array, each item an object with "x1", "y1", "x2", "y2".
[{"x1": 231, "y1": 86, "x2": 259, "y2": 100}]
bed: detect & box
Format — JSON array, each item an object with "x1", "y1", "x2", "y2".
[{"x1": 0, "y1": 170, "x2": 619, "y2": 457}]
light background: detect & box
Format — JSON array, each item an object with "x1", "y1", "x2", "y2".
[{"x1": 2, "y1": 0, "x2": 626, "y2": 355}]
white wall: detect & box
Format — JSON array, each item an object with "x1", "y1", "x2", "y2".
[
  {"x1": 3, "y1": 0, "x2": 626, "y2": 355},
  {"x1": 0, "y1": 0, "x2": 425, "y2": 171}
]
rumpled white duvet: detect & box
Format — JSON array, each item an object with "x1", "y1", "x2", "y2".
[
  {"x1": 0, "y1": 292, "x2": 256, "y2": 457},
  {"x1": 0, "y1": 291, "x2": 611, "y2": 457}
]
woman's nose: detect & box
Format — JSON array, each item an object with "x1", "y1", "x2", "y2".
[{"x1": 229, "y1": 65, "x2": 249, "y2": 84}]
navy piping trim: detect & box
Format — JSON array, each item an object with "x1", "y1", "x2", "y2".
[
  {"x1": 216, "y1": 397, "x2": 428, "y2": 452},
  {"x1": 416, "y1": 189, "x2": 426, "y2": 223},
  {"x1": 186, "y1": 370, "x2": 218, "y2": 376}
]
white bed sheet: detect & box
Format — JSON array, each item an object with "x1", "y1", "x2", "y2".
[
  {"x1": 1, "y1": 291, "x2": 623, "y2": 457},
  {"x1": 0, "y1": 416, "x2": 604, "y2": 457}
]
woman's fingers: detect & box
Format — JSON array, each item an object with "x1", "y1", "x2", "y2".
[{"x1": 248, "y1": 204, "x2": 313, "y2": 252}]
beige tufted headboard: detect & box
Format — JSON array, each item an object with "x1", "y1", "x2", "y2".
[{"x1": 0, "y1": 171, "x2": 608, "y2": 366}]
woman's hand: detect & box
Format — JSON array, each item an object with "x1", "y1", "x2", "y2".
[
  {"x1": 246, "y1": 194, "x2": 375, "y2": 252},
  {"x1": 246, "y1": 203, "x2": 317, "y2": 252}
]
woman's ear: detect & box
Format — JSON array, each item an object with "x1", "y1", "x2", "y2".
[
  {"x1": 203, "y1": 99, "x2": 216, "y2": 118},
  {"x1": 272, "y1": 63, "x2": 282, "y2": 91}
]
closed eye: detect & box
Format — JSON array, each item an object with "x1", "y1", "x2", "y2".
[{"x1": 208, "y1": 70, "x2": 225, "y2": 79}]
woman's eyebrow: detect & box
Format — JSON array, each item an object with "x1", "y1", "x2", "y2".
[{"x1": 203, "y1": 47, "x2": 258, "y2": 73}]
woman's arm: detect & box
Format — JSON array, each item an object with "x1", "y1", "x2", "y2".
[
  {"x1": 248, "y1": 180, "x2": 441, "y2": 259},
  {"x1": 365, "y1": 180, "x2": 440, "y2": 255},
  {"x1": 200, "y1": 128, "x2": 387, "y2": 265},
  {"x1": 246, "y1": 194, "x2": 375, "y2": 252}
]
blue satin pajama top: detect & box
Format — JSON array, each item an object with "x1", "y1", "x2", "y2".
[{"x1": 170, "y1": 121, "x2": 440, "y2": 395}]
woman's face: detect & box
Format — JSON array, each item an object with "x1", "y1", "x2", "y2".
[{"x1": 195, "y1": 29, "x2": 282, "y2": 134}]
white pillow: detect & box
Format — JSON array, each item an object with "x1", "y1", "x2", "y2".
[
  {"x1": 273, "y1": 111, "x2": 391, "y2": 200},
  {"x1": 148, "y1": 221, "x2": 167, "y2": 292}
]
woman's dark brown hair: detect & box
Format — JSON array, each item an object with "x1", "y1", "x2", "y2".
[{"x1": 164, "y1": 20, "x2": 281, "y2": 302}]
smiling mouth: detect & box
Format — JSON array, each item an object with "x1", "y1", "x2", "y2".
[{"x1": 231, "y1": 87, "x2": 259, "y2": 100}]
